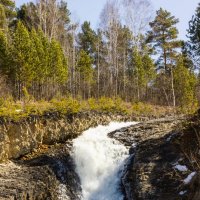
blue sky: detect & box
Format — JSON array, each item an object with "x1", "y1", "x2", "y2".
[{"x1": 16, "y1": 0, "x2": 199, "y2": 40}]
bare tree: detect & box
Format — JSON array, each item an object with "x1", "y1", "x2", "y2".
[
  {"x1": 122, "y1": 0, "x2": 153, "y2": 46},
  {"x1": 100, "y1": 0, "x2": 121, "y2": 97},
  {"x1": 36, "y1": 0, "x2": 70, "y2": 41}
]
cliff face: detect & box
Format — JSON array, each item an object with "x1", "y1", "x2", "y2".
[
  {"x1": 2, "y1": 112, "x2": 198, "y2": 200},
  {"x1": 0, "y1": 144, "x2": 82, "y2": 200},
  {"x1": 0, "y1": 112, "x2": 134, "y2": 200},
  {"x1": 109, "y1": 117, "x2": 200, "y2": 200},
  {"x1": 0, "y1": 112, "x2": 133, "y2": 162}
]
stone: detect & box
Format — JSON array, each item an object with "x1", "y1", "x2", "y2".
[{"x1": 109, "y1": 116, "x2": 194, "y2": 200}]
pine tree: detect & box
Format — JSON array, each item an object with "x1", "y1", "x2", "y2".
[
  {"x1": 174, "y1": 56, "x2": 197, "y2": 112},
  {"x1": 147, "y1": 8, "x2": 181, "y2": 72},
  {"x1": 0, "y1": 30, "x2": 8, "y2": 74},
  {"x1": 0, "y1": 0, "x2": 16, "y2": 22},
  {"x1": 49, "y1": 39, "x2": 68, "y2": 84},
  {"x1": 56, "y1": 0, "x2": 71, "y2": 43},
  {"x1": 187, "y1": 3, "x2": 200, "y2": 67},
  {"x1": 142, "y1": 53, "x2": 156, "y2": 99},
  {"x1": 11, "y1": 21, "x2": 35, "y2": 99},
  {"x1": 117, "y1": 25, "x2": 132, "y2": 99},
  {"x1": 30, "y1": 28, "x2": 48, "y2": 99},
  {"x1": 132, "y1": 48, "x2": 144, "y2": 100},
  {"x1": 31, "y1": 29, "x2": 47, "y2": 82},
  {"x1": 37, "y1": 28, "x2": 50, "y2": 76},
  {"x1": 78, "y1": 21, "x2": 97, "y2": 57},
  {"x1": 0, "y1": 4, "x2": 7, "y2": 32},
  {"x1": 147, "y1": 8, "x2": 181, "y2": 107},
  {"x1": 17, "y1": 3, "x2": 39, "y2": 31},
  {"x1": 181, "y1": 42, "x2": 194, "y2": 70},
  {"x1": 76, "y1": 49, "x2": 93, "y2": 98},
  {"x1": 142, "y1": 54, "x2": 155, "y2": 83}
]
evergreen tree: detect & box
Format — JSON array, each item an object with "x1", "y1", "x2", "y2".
[
  {"x1": 37, "y1": 28, "x2": 50, "y2": 75},
  {"x1": 142, "y1": 53, "x2": 156, "y2": 86},
  {"x1": 31, "y1": 29, "x2": 47, "y2": 82},
  {"x1": 174, "y1": 56, "x2": 197, "y2": 112},
  {"x1": 94, "y1": 29, "x2": 108, "y2": 97},
  {"x1": 76, "y1": 50, "x2": 94, "y2": 98},
  {"x1": 17, "y1": 3, "x2": 39, "y2": 31},
  {"x1": 181, "y1": 42, "x2": 194, "y2": 70},
  {"x1": 78, "y1": 21, "x2": 97, "y2": 56},
  {"x1": 11, "y1": 21, "x2": 35, "y2": 99},
  {"x1": 187, "y1": 3, "x2": 200, "y2": 67},
  {"x1": 131, "y1": 47, "x2": 155, "y2": 101},
  {"x1": 49, "y1": 39, "x2": 68, "y2": 84},
  {"x1": 132, "y1": 48, "x2": 144, "y2": 100},
  {"x1": 0, "y1": 0, "x2": 15, "y2": 21},
  {"x1": 147, "y1": 8, "x2": 181, "y2": 72},
  {"x1": 56, "y1": 0, "x2": 71, "y2": 42},
  {"x1": 0, "y1": 30, "x2": 9, "y2": 74},
  {"x1": 77, "y1": 50, "x2": 93, "y2": 82},
  {"x1": 117, "y1": 25, "x2": 133, "y2": 99},
  {"x1": 147, "y1": 8, "x2": 181, "y2": 107},
  {"x1": 0, "y1": 4, "x2": 7, "y2": 32}
]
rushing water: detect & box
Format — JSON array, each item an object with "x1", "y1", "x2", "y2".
[{"x1": 71, "y1": 122, "x2": 137, "y2": 200}]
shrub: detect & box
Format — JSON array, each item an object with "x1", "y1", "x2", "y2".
[
  {"x1": 50, "y1": 97, "x2": 81, "y2": 114},
  {"x1": 131, "y1": 102, "x2": 153, "y2": 115},
  {"x1": 88, "y1": 98, "x2": 98, "y2": 111},
  {"x1": 98, "y1": 97, "x2": 115, "y2": 112},
  {"x1": 114, "y1": 97, "x2": 128, "y2": 114},
  {"x1": 65, "y1": 97, "x2": 81, "y2": 114}
]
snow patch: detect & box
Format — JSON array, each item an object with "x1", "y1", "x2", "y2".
[
  {"x1": 132, "y1": 143, "x2": 137, "y2": 148},
  {"x1": 166, "y1": 135, "x2": 172, "y2": 142},
  {"x1": 179, "y1": 190, "x2": 187, "y2": 195},
  {"x1": 174, "y1": 165, "x2": 188, "y2": 172},
  {"x1": 183, "y1": 172, "x2": 196, "y2": 184}
]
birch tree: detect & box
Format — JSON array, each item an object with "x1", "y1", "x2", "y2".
[
  {"x1": 100, "y1": 0, "x2": 121, "y2": 97},
  {"x1": 122, "y1": 0, "x2": 153, "y2": 46}
]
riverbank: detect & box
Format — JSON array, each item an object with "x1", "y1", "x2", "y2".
[
  {"x1": 0, "y1": 114, "x2": 184, "y2": 200},
  {"x1": 1, "y1": 109, "x2": 199, "y2": 200},
  {"x1": 0, "y1": 110, "x2": 141, "y2": 199},
  {"x1": 109, "y1": 115, "x2": 200, "y2": 200},
  {"x1": 0, "y1": 143, "x2": 82, "y2": 200},
  {"x1": 0, "y1": 97, "x2": 178, "y2": 163},
  {"x1": 0, "y1": 111, "x2": 136, "y2": 162}
]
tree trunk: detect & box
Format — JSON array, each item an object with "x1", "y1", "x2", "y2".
[{"x1": 170, "y1": 66, "x2": 176, "y2": 107}]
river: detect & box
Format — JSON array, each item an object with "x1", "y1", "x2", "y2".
[{"x1": 71, "y1": 122, "x2": 137, "y2": 200}]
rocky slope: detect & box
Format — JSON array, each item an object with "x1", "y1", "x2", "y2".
[
  {"x1": 1, "y1": 111, "x2": 199, "y2": 200},
  {"x1": 0, "y1": 112, "x2": 135, "y2": 162},
  {"x1": 0, "y1": 143, "x2": 81, "y2": 200},
  {"x1": 109, "y1": 116, "x2": 200, "y2": 200},
  {"x1": 0, "y1": 112, "x2": 136, "y2": 199}
]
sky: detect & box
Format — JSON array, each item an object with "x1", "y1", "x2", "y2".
[{"x1": 15, "y1": 0, "x2": 199, "y2": 40}]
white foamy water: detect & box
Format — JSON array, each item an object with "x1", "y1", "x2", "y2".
[{"x1": 71, "y1": 121, "x2": 137, "y2": 200}]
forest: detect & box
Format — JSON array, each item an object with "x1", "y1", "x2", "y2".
[{"x1": 0, "y1": 0, "x2": 200, "y2": 117}]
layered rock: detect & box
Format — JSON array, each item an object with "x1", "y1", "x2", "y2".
[
  {"x1": 1, "y1": 112, "x2": 198, "y2": 200},
  {"x1": 109, "y1": 117, "x2": 200, "y2": 200},
  {"x1": 0, "y1": 112, "x2": 135, "y2": 200},
  {"x1": 0, "y1": 112, "x2": 134, "y2": 162},
  {"x1": 0, "y1": 143, "x2": 82, "y2": 200}
]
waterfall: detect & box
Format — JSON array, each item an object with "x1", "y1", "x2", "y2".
[{"x1": 71, "y1": 122, "x2": 137, "y2": 200}]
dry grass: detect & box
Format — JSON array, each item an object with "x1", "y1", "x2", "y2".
[{"x1": 0, "y1": 96, "x2": 194, "y2": 122}]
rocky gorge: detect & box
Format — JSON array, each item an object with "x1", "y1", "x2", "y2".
[
  {"x1": 0, "y1": 112, "x2": 135, "y2": 199},
  {"x1": 0, "y1": 111, "x2": 199, "y2": 200}
]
